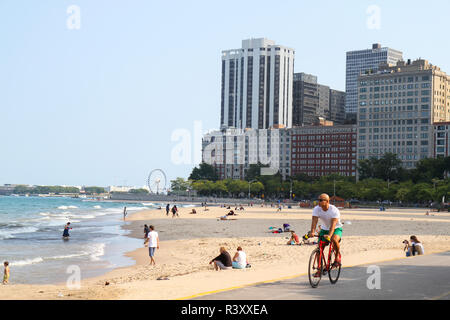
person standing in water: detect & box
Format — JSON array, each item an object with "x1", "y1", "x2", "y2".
[
  {"x1": 63, "y1": 222, "x2": 72, "y2": 238},
  {"x1": 3, "y1": 261, "x2": 10, "y2": 285},
  {"x1": 123, "y1": 206, "x2": 127, "y2": 220}
]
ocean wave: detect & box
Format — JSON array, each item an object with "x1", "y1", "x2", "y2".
[
  {"x1": 141, "y1": 203, "x2": 155, "y2": 206},
  {"x1": 0, "y1": 226, "x2": 39, "y2": 239},
  {"x1": 89, "y1": 243, "x2": 106, "y2": 261},
  {"x1": 93, "y1": 205, "x2": 101, "y2": 209},
  {"x1": 76, "y1": 214, "x2": 95, "y2": 219},
  {"x1": 10, "y1": 257, "x2": 44, "y2": 267},
  {"x1": 127, "y1": 206, "x2": 148, "y2": 211},
  {"x1": 57, "y1": 205, "x2": 77, "y2": 210},
  {"x1": 10, "y1": 243, "x2": 107, "y2": 267}
]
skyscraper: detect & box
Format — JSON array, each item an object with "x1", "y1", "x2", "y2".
[
  {"x1": 329, "y1": 89, "x2": 346, "y2": 125},
  {"x1": 346, "y1": 43, "x2": 403, "y2": 119},
  {"x1": 357, "y1": 59, "x2": 450, "y2": 169},
  {"x1": 220, "y1": 38, "x2": 295, "y2": 130},
  {"x1": 292, "y1": 73, "x2": 319, "y2": 126}
]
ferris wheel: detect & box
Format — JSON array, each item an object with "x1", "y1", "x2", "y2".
[{"x1": 147, "y1": 169, "x2": 167, "y2": 194}]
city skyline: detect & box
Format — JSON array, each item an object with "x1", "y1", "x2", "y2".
[{"x1": 2, "y1": 0, "x2": 450, "y2": 186}]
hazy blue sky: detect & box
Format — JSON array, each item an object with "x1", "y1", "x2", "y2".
[{"x1": 1, "y1": 0, "x2": 449, "y2": 188}]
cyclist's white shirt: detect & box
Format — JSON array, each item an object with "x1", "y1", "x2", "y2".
[{"x1": 312, "y1": 204, "x2": 343, "y2": 230}]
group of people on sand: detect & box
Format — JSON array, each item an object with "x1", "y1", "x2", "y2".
[
  {"x1": 165, "y1": 203, "x2": 179, "y2": 218},
  {"x1": 403, "y1": 236, "x2": 425, "y2": 257},
  {"x1": 209, "y1": 246, "x2": 250, "y2": 270}
]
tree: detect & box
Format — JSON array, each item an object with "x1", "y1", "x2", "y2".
[
  {"x1": 374, "y1": 153, "x2": 403, "y2": 181},
  {"x1": 189, "y1": 163, "x2": 218, "y2": 181},
  {"x1": 170, "y1": 177, "x2": 191, "y2": 192},
  {"x1": 84, "y1": 187, "x2": 106, "y2": 194},
  {"x1": 245, "y1": 162, "x2": 269, "y2": 181},
  {"x1": 129, "y1": 188, "x2": 149, "y2": 194},
  {"x1": 212, "y1": 180, "x2": 228, "y2": 196},
  {"x1": 250, "y1": 181, "x2": 264, "y2": 196}
]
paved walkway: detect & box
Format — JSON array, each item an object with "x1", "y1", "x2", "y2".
[{"x1": 193, "y1": 251, "x2": 450, "y2": 300}]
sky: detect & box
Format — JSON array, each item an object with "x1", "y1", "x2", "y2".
[{"x1": 1, "y1": 0, "x2": 450, "y2": 188}]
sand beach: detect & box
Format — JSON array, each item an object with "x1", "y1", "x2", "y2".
[{"x1": 1, "y1": 204, "x2": 450, "y2": 300}]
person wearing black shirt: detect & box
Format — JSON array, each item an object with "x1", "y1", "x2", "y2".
[{"x1": 209, "y1": 247, "x2": 232, "y2": 270}]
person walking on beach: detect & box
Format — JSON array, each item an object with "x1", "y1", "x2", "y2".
[
  {"x1": 144, "y1": 225, "x2": 159, "y2": 265},
  {"x1": 3, "y1": 261, "x2": 9, "y2": 285},
  {"x1": 308, "y1": 193, "x2": 343, "y2": 274},
  {"x1": 166, "y1": 203, "x2": 170, "y2": 216},
  {"x1": 171, "y1": 205, "x2": 179, "y2": 218},
  {"x1": 123, "y1": 206, "x2": 127, "y2": 220},
  {"x1": 209, "y1": 247, "x2": 232, "y2": 270},
  {"x1": 62, "y1": 222, "x2": 72, "y2": 239}
]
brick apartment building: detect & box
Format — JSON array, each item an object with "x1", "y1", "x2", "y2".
[{"x1": 290, "y1": 124, "x2": 357, "y2": 177}]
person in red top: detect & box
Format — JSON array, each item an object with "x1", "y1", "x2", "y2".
[{"x1": 287, "y1": 230, "x2": 300, "y2": 245}]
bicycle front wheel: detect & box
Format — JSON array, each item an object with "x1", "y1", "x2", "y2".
[
  {"x1": 308, "y1": 248, "x2": 323, "y2": 288},
  {"x1": 328, "y1": 250, "x2": 341, "y2": 284}
]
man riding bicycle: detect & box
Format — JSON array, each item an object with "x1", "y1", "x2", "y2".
[{"x1": 308, "y1": 193, "x2": 343, "y2": 268}]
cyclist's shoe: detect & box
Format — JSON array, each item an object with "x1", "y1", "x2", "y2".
[
  {"x1": 313, "y1": 271, "x2": 321, "y2": 278},
  {"x1": 332, "y1": 257, "x2": 342, "y2": 268},
  {"x1": 322, "y1": 269, "x2": 327, "y2": 276}
]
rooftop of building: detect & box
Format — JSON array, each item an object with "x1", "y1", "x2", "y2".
[
  {"x1": 346, "y1": 43, "x2": 403, "y2": 55},
  {"x1": 359, "y1": 58, "x2": 450, "y2": 78},
  {"x1": 222, "y1": 37, "x2": 295, "y2": 55}
]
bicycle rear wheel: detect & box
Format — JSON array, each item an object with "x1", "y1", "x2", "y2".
[
  {"x1": 308, "y1": 248, "x2": 323, "y2": 288},
  {"x1": 328, "y1": 249, "x2": 341, "y2": 284}
]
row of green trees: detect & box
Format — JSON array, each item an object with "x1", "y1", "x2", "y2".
[
  {"x1": 13, "y1": 185, "x2": 106, "y2": 195},
  {"x1": 176, "y1": 174, "x2": 450, "y2": 203},
  {"x1": 181, "y1": 154, "x2": 450, "y2": 203}
]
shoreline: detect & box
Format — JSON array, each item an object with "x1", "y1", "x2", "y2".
[{"x1": 1, "y1": 205, "x2": 449, "y2": 299}]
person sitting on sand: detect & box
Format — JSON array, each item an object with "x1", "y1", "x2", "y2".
[
  {"x1": 232, "y1": 246, "x2": 249, "y2": 269},
  {"x1": 240, "y1": 206, "x2": 245, "y2": 211},
  {"x1": 287, "y1": 230, "x2": 300, "y2": 245},
  {"x1": 209, "y1": 247, "x2": 232, "y2": 270},
  {"x1": 227, "y1": 210, "x2": 237, "y2": 216},
  {"x1": 3, "y1": 261, "x2": 9, "y2": 285},
  {"x1": 408, "y1": 235, "x2": 425, "y2": 256},
  {"x1": 190, "y1": 208, "x2": 197, "y2": 214}
]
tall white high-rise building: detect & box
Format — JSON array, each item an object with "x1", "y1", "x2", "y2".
[
  {"x1": 346, "y1": 43, "x2": 403, "y2": 117},
  {"x1": 220, "y1": 38, "x2": 295, "y2": 130}
]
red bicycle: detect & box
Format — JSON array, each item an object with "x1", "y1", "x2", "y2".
[{"x1": 305, "y1": 234, "x2": 341, "y2": 288}]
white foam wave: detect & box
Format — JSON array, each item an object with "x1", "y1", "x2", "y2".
[
  {"x1": 93, "y1": 205, "x2": 101, "y2": 209},
  {"x1": 89, "y1": 243, "x2": 106, "y2": 261},
  {"x1": 127, "y1": 206, "x2": 147, "y2": 211},
  {"x1": 0, "y1": 226, "x2": 39, "y2": 239},
  {"x1": 57, "y1": 205, "x2": 68, "y2": 210},
  {"x1": 76, "y1": 214, "x2": 95, "y2": 219},
  {"x1": 141, "y1": 203, "x2": 155, "y2": 206},
  {"x1": 68, "y1": 205, "x2": 78, "y2": 209},
  {"x1": 10, "y1": 257, "x2": 44, "y2": 267}
]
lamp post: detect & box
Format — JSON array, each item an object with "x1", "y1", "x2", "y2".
[
  {"x1": 333, "y1": 179, "x2": 336, "y2": 206},
  {"x1": 289, "y1": 178, "x2": 293, "y2": 201}
]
